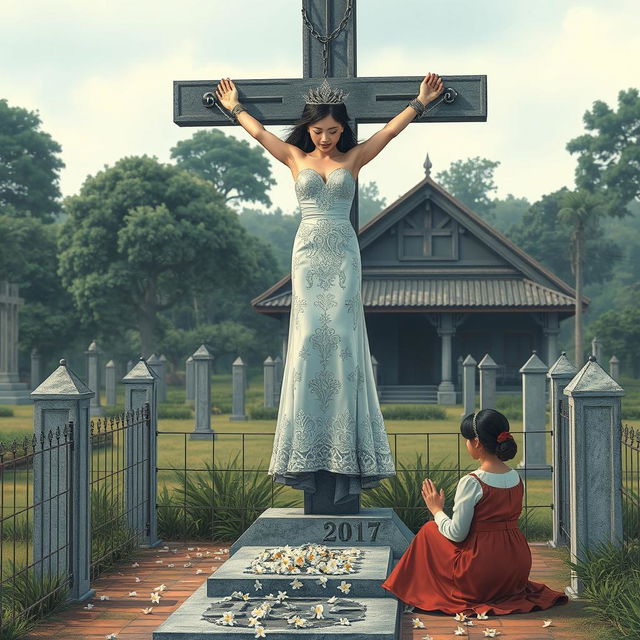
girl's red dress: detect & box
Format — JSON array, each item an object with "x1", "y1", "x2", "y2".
[{"x1": 381, "y1": 473, "x2": 568, "y2": 615}]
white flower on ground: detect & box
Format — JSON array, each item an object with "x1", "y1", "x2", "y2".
[
  {"x1": 155, "y1": 560, "x2": 163, "y2": 564},
  {"x1": 288, "y1": 616, "x2": 306, "y2": 628},
  {"x1": 141, "y1": 607, "x2": 153, "y2": 614},
  {"x1": 339, "y1": 617, "x2": 350, "y2": 626},
  {"x1": 327, "y1": 596, "x2": 337, "y2": 604},
  {"x1": 134, "y1": 577, "x2": 141, "y2": 583},
  {"x1": 247, "y1": 616, "x2": 259, "y2": 627},
  {"x1": 218, "y1": 611, "x2": 236, "y2": 626},
  {"x1": 317, "y1": 576, "x2": 328, "y2": 588},
  {"x1": 153, "y1": 584, "x2": 167, "y2": 592},
  {"x1": 99, "y1": 595, "x2": 110, "y2": 601},
  {"x1": 464, "y1": 620, "x2": 474, "y2": 626},
  {"x1": 542, "y1": 620, "x2": 553, "y2": 627},
  {"x1": 105, "y1": 634, "x2": 117, "y2": 640},
  {"x1": 172, "y1": 548, "x2": 178, "y2": 553},
  {"x1": 476, "y1": 612, "x2": 489, "y2": 620},
  {"x1": 313, "y1": 604, "x2": 324, "y2": 619},
  {"x1": 422, "y1": 636, "x2": 434, "y2": 640},
  {"x1": 290, "y1": 578, "x2": 303, "y2": 590},
  {"x1": 403, "y1": 604, "x2": 415, "y2": 613},
  {"x1": 251, "y1": 606, "x2": 265, "y2": 619},
  {"x1": 412, "y1": 617, "x2": 425, "y2": 629},
  {"x1": 254, "y1": 625, "x2": 266, "y2": 638},
  {"x1": 150, "y1": 592, "x2": 161, "y2": 604},
  {"x1": 196, "y1": 552, "x2": 203, "y2": 557},
  {"x1": 264, "y1": 593, "x2": 276, "y2": 600},
  {"x1": 128, "y1": 591, "x2": 137, "y2": 597},
  {"x1": 184, "y1": 562, "x2": 192, "y2": 568},
  {"x1": 131, "y1": 562, "x2": 139, "y2": 568},
  {"x1": 254, "y1": 580, "x2": 263, "y2": 591},
  {"x1": 188, "y1": 547, "x2": 195, "y2": 551},
  {"x1": 242, "y1": 593, "x2": 250, "y2": 601},
  {"x1": 277, "y1": 590, "x2": 288, "y2": 601},
  {"x1": 455, "y1": 613, "x2": 468, "y2": 622},
  {"x1": 167, "y1": 564, "x2": 175, "y2": 568},
  {"x1": 83, "y1": 603, "x2": 94, "y2": 610},
  {"x1": 454, "y1": 626, "x2": 467, "y2": 636},
  {"x1": 337, "y1": 580, "x2": 351, "y2": 594},
  {"x1": 195, "y1": 569, "x2": 203, "y2": 575},
  {"x1": 483, "y1": 630, "x2": 501, "y2": 638}
]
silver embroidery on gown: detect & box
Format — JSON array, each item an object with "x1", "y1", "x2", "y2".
[{"x1": 268, "y1": 167, "x2": 396, "y2": 503}]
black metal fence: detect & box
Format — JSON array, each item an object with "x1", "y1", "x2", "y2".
[
  {"x1": 89, "y1": 404, "x2": 153, "y2": 580},
  {"x1": 156, "y1": 427, "x2": 553, "y2": 543},
  {"x1": 622, "y1": 423, "x2": 640, "y2": 542},
  {"x1": 0, "y1": 423, "x2": 74, "y2": 633}
]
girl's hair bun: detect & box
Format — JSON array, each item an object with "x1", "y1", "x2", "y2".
[{"x1": 460, "y1": 409, "x2": 518, "y2": 461}]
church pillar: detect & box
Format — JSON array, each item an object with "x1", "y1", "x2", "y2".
[{"x1": 437, "y1": 313, "x2": 457, "y2": 405}]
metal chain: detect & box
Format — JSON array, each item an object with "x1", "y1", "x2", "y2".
[{"x1": 301, "y1": 0, "x2": 353, "y2": 78}]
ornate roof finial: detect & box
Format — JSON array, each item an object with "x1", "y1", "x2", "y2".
[
  {"x1": 303, "y1": 78, "x2": 349, "y2": 105},
  {"x1": 423, "y1": 152, "x2": 432, "y2": 177}
]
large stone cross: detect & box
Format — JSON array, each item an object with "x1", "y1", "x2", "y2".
[{"x1": 173, "y1": 0, "x2": 487, "y2": 230}]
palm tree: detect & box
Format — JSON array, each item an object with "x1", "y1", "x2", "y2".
[{"x1": 558, "y1": 190, "x2": 606, "y2": 365}]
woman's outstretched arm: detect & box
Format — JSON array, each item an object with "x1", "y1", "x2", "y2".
[
  {"x1": 349, "y1": 73, "x2": 443, "y2": 169},
  {"x1": 215, "y1": 77, "x2": 299, "y2": 167}
]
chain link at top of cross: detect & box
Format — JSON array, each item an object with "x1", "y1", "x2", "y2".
[{"x1": 301, "y1": 0, "x2": 353, "y2": 43}]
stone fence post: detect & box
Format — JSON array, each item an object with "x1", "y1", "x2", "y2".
[
  {"x1": 105, "y1": 360, "x2": 116, "y2": 406},
  {"x1": 122, "y1": 357, "x2": 160, "y2": 547},
  {"x1": 564, "y1": 356, "x2": 624, "y2": 596},
  {"x1": 30, "y1": 347, "x2": 41, "y2": 390},
  {"x1": 609, "y1": 355, "x2": 620, "y2": 381},
  {"x1": 85, "y1": 340, "x2": 103, "y2": 416},
  {"x1": 518, "y1": 351, "x2": 551, "y2": 477},
  {"x1": 478, "y1": 354, "x2": 498, "y2": 410},
  {"x1": 158, "y1": 354, "x2": 168, "y2": 402},
  {"x1": 264, "y1": 356, "x2": 276, "y2": 408},
  {"x1": 548, "y1": 352, "x2": 577, "y2": 548},
  {"x1": 31, "y1": 359, "x2": 95, "y2": 602},
  {"x1": 190, "y1": 344, "x2": 215, "y2": 439},
  {"x1": 185, "y1": 355, "x2": 194, "y2": 405},
  {"x1": 462, "y1": 354, "x2": 477, "y2": 417},
  {"x1": 230, "y1": 357, "x2": 248, "y2": 421}
]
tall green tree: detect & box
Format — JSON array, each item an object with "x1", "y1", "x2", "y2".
[
  {"x1": 0, "y1": 99, "x2": 64, "y2": 221},
  {"x1": 170, "y1": 130, "x2": 276, "y2": 207},
  {"x1": 435, "y1": 156, "x2": 500, "y2": 219},
  {"x1": 358, "y1": 181, "x2": 388, "y2": 228},
  {"x1": 567, "y1": 88, "x2": 640, "y2": 208},
  {"x1": 58, "y1": 156, "x2": 262, "y2": 358},
  {"x1": 589, "y1": 305, "x2": 640, "y2": 377}
]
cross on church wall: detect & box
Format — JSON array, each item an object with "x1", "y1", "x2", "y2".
[{"x1": 173, "y1": 0, "x2": 487, "y2": 230}]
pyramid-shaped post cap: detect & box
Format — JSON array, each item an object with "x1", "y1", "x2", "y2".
[
  {"x1": 147, "y1": 353, "x2": 160, "y2": 364},
  {"x1": 31, "y1": 359, "x2": 94, "y2": 398},
  {"x1": 548, "y1": 351, "x2": 577, "y2": 378},
  {"x1": 264, "y1": 356, "x2": 274, "y2": 365},
  {"x1": 463, "y1": 354, "x2": 477, "y2": 366},
  {"x1": 564, "y1": 356, "x2": 624, "y2": 397},
  {"x1": 478, "y1": 354, "x2": 498, "y2": 369},
  {"x1": 31, "y1": 347, "x2": 39, "y2": 356},
  {"x1": 185, "y1": 355, "x2": 194, "y2": 362},
  {"x1": 233, "y1": 357, "x2": 245, "y2": 366},
  {"x1": 520, "y1": 351, "x2": 548, "y2": 374},
  {"x1": 159, "y1": 354, "x2": 167, "y2": 362},
  {"x1": 192, "y1": 344, "x2": 213, "y2": 360},
  {"x1": 122, "y1": 358, "x2": 156, "y2": 382},
  {"x1": 105, "y1": 360, "x2": 115, "y2": 367},
  {"x1": 86, "y1": 340, "x2": 99, "y2": 353},
  {"x1": 609, "y1": 355, "x2": 619, "y2": 364}
]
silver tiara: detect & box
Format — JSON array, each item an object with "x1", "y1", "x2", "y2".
[{"x1": 303, "y1": 78, "x2": 349, "y2": 104}]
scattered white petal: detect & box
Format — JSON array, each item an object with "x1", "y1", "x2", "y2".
[
  {"x1": 483, "y1": 630, "x2": 501, "y2": 638},
  {"x1": 339, "y1": 617, "x2": 351, "y2": 626},
  {"x1": 105, "y1": 635, "x2": 117, "y2": 640},
  {"x1": 150, "y1": 592, "x2": 161, "y2": 604},
  {"x1": 155, "y1": 560, "x2": 163, "y2": 564},
  {"x1": 542, "y1": 619, "x2": 553, "y2": 627},
  {"x1": 83, "y1": 603, "x2": 94, "y2": 610},
  {"x1": 167, "y1": 563, "x2": 175, "y2": 568},
  {"x1": 454, "y1": 626, "x2": 467, "y2": 636},
  {"x1": 184, "y1": 562, "x2": 192, "y2": 568},
  {"x1": 422, "y1": 636, "x2": 434, "y2": 640},
  {"x1": 313, "y1": 604, "x2": 324, "y2": 619},
  {"x1": 290, "y1": 578, "x2": 303, "y2": 590},
  {"x1": 131, "y1": 562, "x2": 139, "y2": 568},
  {"x1": 99, "y1": 595, "x2": 110, "y2": 601},
  {"x1": 327, "y1": 595, "x2": 338, "y2": 604},
  {"x1": 254, "y1": 625, "x2": 266, "y2": 638},
  {"x1": 188, "y1": 547, "x2": 195, "y2": 551},
  {"x1": 477, "y1": 612, "x2": 489, "y2": 620},
  {"x1": 403, "y1": 604, "x2": 415, "y2": 613},
  {"x1": 195, "y1": 569, "x2": 204, "y2": 575},
  {"x1": 277, "y1": 590, "x2": 288, "y2": 601},
  {"x1": 195, "y1": 552, "x2": 203, "y2": 557},
  {"x1": 128, "y1": 591, "x2": 137, "y2": 597},
  {"x1": 254, "y1": 580, "x2": 263, "y2": 591},
  {"x1": 153, "y1": 584, "x2": 167, "y2": 592},
  {"x1": 172, "y1": 548, "x2": 178, "y2": 553},
  {"x1": 412, "y1": 617, "x2": 425, "y2": 629},
  {"x1": 317, "y1": 576, "x2": 328, "y2": 588},
  {"x1": 218, "y1": 611, "x2": 236, "y2": 626},
  {"x1": 337, "y1": 580, "x2": 351, "y2": 594},
  {"x1": 455, "y1": 613, "x2": 468, "y2": 622},
  {"x1": 141, "y1": 607, "x2": 153, "y2": 614},
  {"x1": 134, "y1": 577, "x2": 141, "y2": 583},
  {"x1": 163, "y1": 546, "x2": 169, "y2": 550}
]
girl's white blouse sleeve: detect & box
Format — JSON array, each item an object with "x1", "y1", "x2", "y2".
[{"x1": 433, "y1": 474, "x2": 483, "y2": 542}]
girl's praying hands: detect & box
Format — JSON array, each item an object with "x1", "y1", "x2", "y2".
[{"x1": 422, "y1": 478, "x2": 445, "y2": 517}]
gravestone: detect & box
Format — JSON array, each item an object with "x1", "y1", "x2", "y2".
[
  {"x1": 105, "y1": 359, "x2": 117, "y2": 406},
  {"x1": 85, "y1": 340, "x2": 103, "y2": 416},
  {"x1": 161, "y1": 0, "x2": 488, "y2": 636},
  {"x1": 190, "y1": 344, "x2": 215, "y2": 440},
  {"x1": 478, "y1": 353, "x2": 498, "y2": 410},
  {"x1": 0, "y1": 281, "x2": 31, "y2": 404},
  {"x1": 230, "y1": 356, "x2": 248, "y2": 421}
]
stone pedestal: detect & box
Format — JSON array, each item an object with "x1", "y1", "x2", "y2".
[
  {"x1": 462, "y1": 354, "x2": 477, "y2": 417},
  {"x1": 478, "y1": 353, "x2": 498, "y2": 410},
  {"x1": 564, "y1": 356, "x2": 624, "y2": 597},
  {"x1": 436, "y1": 314, "x2": 457, "y2": 405},
  {"x1": 190, "y1": 344, "x2": 215, "y2": 440},
  {"x1": 229, "y1": 356, "x2": 248, "y2": 421},
  {"x1": 105, "y1": 360, "x2": 117, "y2": 406},
  {"x1": 263, "y1": 356, "x2": 276, "y2": 408},
  {"x1": 518, "y1": 351, "x2": 551, "y2": 478},
  {"x1": 85, "y1": 340, "x2": 103, "y2": 416},
  {"x1": 185, "y1": 355, "x2": 194, "y2": 405},
  {"x1": 548, "y1": 352, "x2": 577, "y2": 548},
  {"x1": 0, "y1": 282, "x2": 31, "y2": 404}
]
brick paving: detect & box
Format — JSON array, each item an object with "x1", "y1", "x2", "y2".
[{"x1": 26, "y1": 542, "x2": 593, "y2": 640}]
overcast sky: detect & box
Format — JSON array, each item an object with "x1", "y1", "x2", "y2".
[{"x1": 2, "y1": 0, "x2": 639, "y2": 215}]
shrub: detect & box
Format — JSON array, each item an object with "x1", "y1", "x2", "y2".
[
  {"x1": 380, "y1": 405, "x2": 447, "y2": 420},
  {"x1": 518, "y1": 508, "x2": 552, "y2": 541},
  {"x1": 212, "y1": 403, "x2": 232, "y2": 415},
  {"x1": 362, "y1": 454, "x2": 468, "y2": 533},
  {"x1": 568, "y1": 540, "x2": 640, "y2": 638},
  {"x1": 158, "y1": 455, "x2": 297, "y2": 541},
  {"x1": 248, "y1": 405, "x2": 279, "y2": 420},
  {"x1": 495, "y1": 395, "x2": 523, "y2": 421},
  {"x1": 622, "y1": 406, "x2": 640, "y2": 420},
  {"x1": 0, "y1": 407, "x2": 15, "y2": 417},
  {"x1": 623, "y1": 489, "x2": 640, "y2": 541}
]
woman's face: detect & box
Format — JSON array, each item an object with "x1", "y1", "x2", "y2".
[{"x1": 307, "y1": 115, "x2": 344, "y2": 153}]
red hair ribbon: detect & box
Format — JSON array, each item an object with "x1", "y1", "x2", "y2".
[{"x1": 497, "y1": 431, "x2": 514, "y2": 443}]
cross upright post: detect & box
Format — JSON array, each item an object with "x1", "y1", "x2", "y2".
[{"x1": 173, "y1": 0, "x2": 487, "y2": 230}]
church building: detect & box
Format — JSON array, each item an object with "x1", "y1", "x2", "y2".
[{"x1": 251, "y1": 157, "x2": 585, "y2": 404}]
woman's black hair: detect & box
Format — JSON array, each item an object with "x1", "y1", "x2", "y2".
[
  {"x1": 460, "y1": 409, "x2": 518, "y2": 462},
  {"x1": 284, "y1": 103, "x2": 358, "y2": 153}
]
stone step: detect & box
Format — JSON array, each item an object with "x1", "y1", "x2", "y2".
[
  {"x1": 152, "y1": 581, "x2": 400, "y2": 640},
  {"x1": 206, "y1": 545, "x2": 393, "y2": 599}
]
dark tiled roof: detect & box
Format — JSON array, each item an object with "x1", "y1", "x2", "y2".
[{"x1": 255, "y1": 278, "x2": 575, "y2": 311}]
